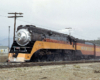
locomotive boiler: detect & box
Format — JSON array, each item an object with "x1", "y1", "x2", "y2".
[{"x1": 8, "y1": 25, "x2": 100, "y2": 62}]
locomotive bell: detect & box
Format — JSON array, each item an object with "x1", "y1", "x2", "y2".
[{"x1": 15, "y1": 29, "x2": 31, "y2": 46}]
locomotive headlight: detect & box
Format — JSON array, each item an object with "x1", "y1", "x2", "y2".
[{"x1": 15, "y1": 29, "x2": 31, "y2": 46}]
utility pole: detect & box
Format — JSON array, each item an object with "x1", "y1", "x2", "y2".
[
  {"x1": 8, "y1": 26, "x2": 10, "y2": 53},
  {"x1": 7, "y1": 26, "x2": 10, "y2": 63},
  {"x1": 8, "y1": 12, "x2": 23, "y2": 41},
  {"x1": 65, "y1": 27, "x2": 72, "y2": 35}
]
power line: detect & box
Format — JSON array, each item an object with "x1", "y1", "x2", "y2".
[
  {"x1": 17, "y1": 19, "x2": 58, "y2": 30},
  {"x1": 72, "y1": 32, "x2": 95, "y2": 40},
  {"x1": 16, "y1": 19, "x2": 100, "y2": 40},
  {"x1": 0, "y1": 15, "x2": 7, "y2": 18},
  {"x1": 0, "y1": 13, "x2": 96, "y2": 40},
  {"x1": 17, "y1": 19, "x2": 34, "y2": 24}
]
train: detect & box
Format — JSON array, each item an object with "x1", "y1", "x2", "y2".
[{"x1": 8, "y1": 25, "x2": 100, "y2": 62}]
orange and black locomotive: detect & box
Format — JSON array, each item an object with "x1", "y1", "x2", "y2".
[{"x1": 8, "y1": 25, "x2": 100, "y2": 62}]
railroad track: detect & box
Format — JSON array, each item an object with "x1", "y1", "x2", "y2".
[{"x1": 0, "y1": 60, "x2": 100, "y2": 68}]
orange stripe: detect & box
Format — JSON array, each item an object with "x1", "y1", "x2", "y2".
[
  {"x1": 76, "y1": 45, "x2": 94, "y2": 51},
  {"x1": 76, "y1": 43, "x2": 94, "y2": 55},
  {"x1": 30, "y1": 41, "x2": 75, "y2": 58}
]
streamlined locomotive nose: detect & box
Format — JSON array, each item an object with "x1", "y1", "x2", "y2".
[
  {"x1": 17, "y1": 32, "x2": 26, "y2": 41},
  {"x1": 15, "y1": 29, "x2": 31, "y2": 46}
]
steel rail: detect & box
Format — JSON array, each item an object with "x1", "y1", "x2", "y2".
[{"x1": 0, "y1": 60, "x2": 100, "y2": 68}]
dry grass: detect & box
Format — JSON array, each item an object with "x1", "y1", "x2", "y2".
[{"x1": 0, "y1": 63, "x2": 100, "y2": 80}]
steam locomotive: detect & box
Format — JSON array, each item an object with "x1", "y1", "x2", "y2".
[{"x1": 8, "y1": 25, "x2": 100, "y2": 62}]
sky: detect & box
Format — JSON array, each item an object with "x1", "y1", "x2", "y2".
[{"x1": 0, "y1": 0, "x2": 100, "y2": 41}]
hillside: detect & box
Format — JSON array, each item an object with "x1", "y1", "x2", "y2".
[{"x1": 0, "y1": 38, "x2": 13, "y2": 47}]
